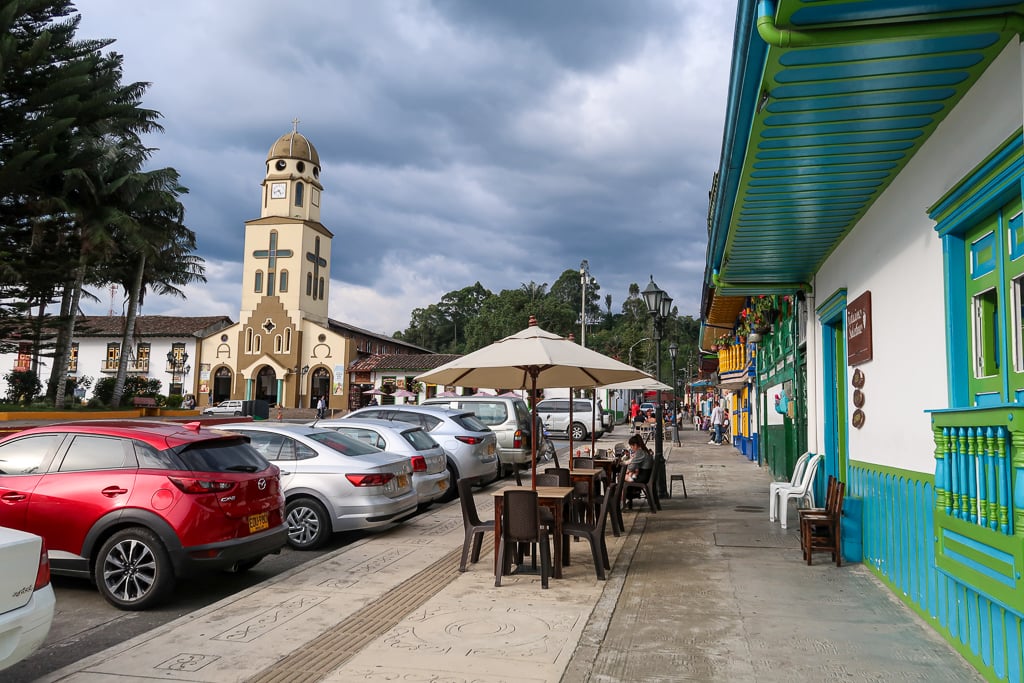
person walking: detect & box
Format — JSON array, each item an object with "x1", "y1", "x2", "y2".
[
  {"x1": 709, "y1": 401, "x2": 724, "y2": 445},
  {"x1": 316, "y1": 395, "x2": 326, "y2": 419}
]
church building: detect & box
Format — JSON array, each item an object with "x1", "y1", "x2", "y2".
[{"x1": 198, "y1": 125, "x2": 429, "y2": 410}]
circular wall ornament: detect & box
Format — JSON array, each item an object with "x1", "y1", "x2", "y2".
[
  {"x1": 220, "y1": 334, "x2": 228, "y2": 342},
  {"x1": 318, "y1": 334, "x2": 326, "y2": 342},
  {"x1": 852, "y1": 368, "x2": 865, "y2": 388},
  {"x1": 852, "y1": 409, "x2": 865, "y2": 429},
  {"x1": 275, "y1": 160, "x2": 287, "y2": 171},
  {"x1": 853, "y1": 389, "x2": 865, "y2": 408}
]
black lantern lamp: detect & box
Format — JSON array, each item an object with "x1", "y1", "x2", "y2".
[{"x1": 642, "y1": 276, "x2": 671, "y2": 496}]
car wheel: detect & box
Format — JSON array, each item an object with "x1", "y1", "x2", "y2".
[
  {"x1": 438, "y1": 463, "x2": 459, "y2": 503},
  {"x1": 93, "y1": 528, "x2": 175, "y2": 611},
  {"x1": 232, "y1": 411, "x2": 242, "y2": 416},
  {"x1": 286, "y1": 497, "x2": 332, "y2": 550},
  {"x1": 570, "y1": 422, "x2": 587, "y2": 441}
]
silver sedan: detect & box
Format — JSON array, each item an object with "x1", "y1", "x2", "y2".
[
  {"x1": 313, "y1": 418, "x2": 450, "y2": 507},
  {"x1": 216, "y1": 423, "x2": 417, "y2": 550}
]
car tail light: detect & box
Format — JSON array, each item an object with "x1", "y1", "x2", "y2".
[
  {"x1": 455, "y1": 435, "x2": 484, "y2": 445},
  {"x1": 513, "y1": 430, "x2": 522, "y2": 449},
  {"x1": 346, "y1": 472, "x2": 395, "y2": 487},
  {"x1": 410, "y1": 455, "x2": 427, "y2": 472},
  {"x1": 34, "y1": 538, "x2": 50, "y2": 590},
  {"x1": 167, "y1": 476, "x2": 237, "y2": 494}
]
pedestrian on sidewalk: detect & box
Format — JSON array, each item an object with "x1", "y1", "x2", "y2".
[{"x1": 709, "y1": 401, "x2": 724, "y2": 445}]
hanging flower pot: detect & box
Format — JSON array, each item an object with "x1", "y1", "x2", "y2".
[{"x1": 747, "y1": 331, "x2": 762, "y2": 344}]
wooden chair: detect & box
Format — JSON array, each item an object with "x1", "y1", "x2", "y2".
[
  {"x1": 799, "y1": 475, "x2": 845, "y2": 566},
  {"x1": 457, "y1": 477, "x2": 491, "y2": 572}
]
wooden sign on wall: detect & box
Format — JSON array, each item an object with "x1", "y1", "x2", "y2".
[{"x1": 847, "y1": 291, "x2": 873, "y2": 366}]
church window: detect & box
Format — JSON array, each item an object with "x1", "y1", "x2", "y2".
[
  {"x1": 318, "y1": 277, "x2": 325, "y2": 300},
  {"x1": 295, "y1": 182, "x2": 304, "y2": 207},
  {"x1": 255, "y1": 270, "x2": 264, "y2": 293},
  {"x1": 275, "y1": 159, "x2": 287, "y2": 171},
  {"x1": 246, "y1": 328, "x2": 254, "y2": 354},
  {"x1": 297, "y1": 161, "x2": 306, "y2": 173},
  {"x1": 267, "y1": 272, "x2": 275, "y2": 296},
  {"x1": 279, "y1": 270, "x2": 289, "y2": 292},
  {"x1": 136, "y1": 343, "x2": 150, "y2": 371},
  {"x1": 275, "y1": 335, "x2": 282, "y2": 353},
  {"x1": 262, "y1": 318, "x2": 276, "y2": 334},
  {"x1": 255, "y1": 335, "x2": 262, "y2": 353},
  {"x1": 306, "y1": 272, "x2": 313, "y2": 296},
  {"x1": 285, "y1": 328, "x2": 292, "y2": 352}
]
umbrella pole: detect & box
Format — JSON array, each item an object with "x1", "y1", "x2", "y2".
[
  {"x1": 568, "y1": 388, "x2": 574, "y2": 468},
  {"x1": 531, "y1": 374, "x2": 538, "y2": 489},
  {"x1": 591, "y1": 385, "x2": 597, "y2": 455}
]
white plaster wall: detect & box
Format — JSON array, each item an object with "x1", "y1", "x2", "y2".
[{"x1": 812, "y1": 41, "x2": 1024, "y2": 474}]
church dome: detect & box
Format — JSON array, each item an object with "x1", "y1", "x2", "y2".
[{"x1": 267, "y1": 130, "x2": 320, "y2": 166}]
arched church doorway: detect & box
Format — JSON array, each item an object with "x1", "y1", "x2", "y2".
[
  {"x1": 255, "y1": 366, "x2": 278, "y2": 405},
  {"x1": 311, "y1": 367, "x2": 330, "y2": 409},
  {"x1": 212, "y1": 367, "x2": 232, "y2": 403}
]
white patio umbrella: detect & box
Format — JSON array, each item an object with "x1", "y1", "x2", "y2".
[
  {"x1": 416, "y1": 316, "x2": 648, "y2": 487},
  {"x1": 391, "y1": 389, "x2": 417, "y2": 398},
  {"x1": 601, "y1": 376, "x2": 672, "y2": 392}
]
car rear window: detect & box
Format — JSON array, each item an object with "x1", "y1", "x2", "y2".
[
  {"x1": 451, "y1": 413, "x2": 489, "y2": 432},
  {"x1": 175, "y1": 437, "x2": 270, "y2": 473},
  {"x1": 305, "y1": 430, "x2": 381, "y2": 456},
  {"x1": 463, "y1": 401, "x2": 508, "y2": 425},
  {"x1": 401, "y1": 428, "x2": 439, "y2": 451}
]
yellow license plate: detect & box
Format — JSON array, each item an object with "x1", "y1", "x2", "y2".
[
  {"x1": 248, "y1": 512, "x2": 269, "y2": 533},
  {"x1": 397, "y1": 474, "x2": 408, "y2": 488},
  {"x1": 438, "y1": 479, "x2": 448, "y2": 491}
]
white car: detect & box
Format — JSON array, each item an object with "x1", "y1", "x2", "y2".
[
  {"x1": 313, "y1": 418, "x2": 450, "y2": 507},
  {"x1": 0, "y1": 527, "x2": 55, "y2": 672},
  {"x1": 202, "y1": 399, "x2": 244, "y2": 416}
]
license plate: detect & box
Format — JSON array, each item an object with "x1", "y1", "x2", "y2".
[
  {"x1": 248, "y1": 511, "x2": 269, "y2": 534},
  {"x1": 397, "y1": 474, "x2": 408, "y2": 489}
]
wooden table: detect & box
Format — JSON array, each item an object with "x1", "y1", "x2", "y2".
[
  {"x1": 569, "y1": 468, "x2": 602, "y2": 524},
  {"x1": 593, "y1": 458, "x2": 620, "y2": 484},
  {"x1": 493, "y1": 486, "x2": 573, "y2": 579}
]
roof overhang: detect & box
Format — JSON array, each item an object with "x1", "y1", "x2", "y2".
[{"x1": 703, "y1": 0, "x2": 1024, "y2": 316}]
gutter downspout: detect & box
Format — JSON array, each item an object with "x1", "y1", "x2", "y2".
[
  {"x1": 804, "y1": 285, "x2": 819, "y2": 456},
  {"x1": 756, "y1": 0, "x2": 1024, "y2": 48}
]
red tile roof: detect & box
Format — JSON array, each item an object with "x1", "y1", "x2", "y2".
[
  {"x1": 348, "y1": 353, "x2": 461, "y2": 372},
  {"x1": 76, "y1": 316, "x2": 234, "y2": 338}
]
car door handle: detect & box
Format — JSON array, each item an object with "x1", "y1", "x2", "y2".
[
  {"x1": 101, "y1": 486, "x2": 129, "y2": 497},
  {"x1": 279, "y1": 470, "x2": 291, "y2": 476},
  {"x1": 1, "y1": 491, "x2": 27, "y2": 502}
]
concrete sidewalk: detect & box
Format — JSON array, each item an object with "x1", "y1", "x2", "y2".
[{"x1": 40, "y1": 429, "x2": 980, "y2": 682}]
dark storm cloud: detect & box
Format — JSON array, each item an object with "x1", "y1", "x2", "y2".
[{"x1": 74, "y1": 0, "x2": 738, "y2": 332}]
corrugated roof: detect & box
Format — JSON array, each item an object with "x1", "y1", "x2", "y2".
[{"x1": 327, "y1": 318, "x2": 433, "y2": 354}]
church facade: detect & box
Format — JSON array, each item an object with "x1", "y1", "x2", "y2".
[{"x1": 198, "y1": 126, "x2": 428, "y2": 410}]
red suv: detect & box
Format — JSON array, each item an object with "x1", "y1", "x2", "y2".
[{"x1": 0, "y1": 420, "x2": 286, "y2": 610}]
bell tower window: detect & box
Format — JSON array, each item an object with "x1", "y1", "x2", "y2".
[
  {"x1": 295, "y1": 182, "x2": 304, "y2": 207},
  {"x1": 254, "y1": 270, "x2": 263, "y2": 293}
]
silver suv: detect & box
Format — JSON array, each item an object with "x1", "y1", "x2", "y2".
[
  {"x1": 536, "y1": 397, "x2": 606, "y2": 441},
  {"x1": 343, "y1": 405, "x2": 499, "y2": 500},
  {"x1": 420, "y1": 396, "x2": 534, "y2": 477}
]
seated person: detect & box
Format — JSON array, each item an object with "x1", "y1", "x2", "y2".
[{"x1": 623, "y1": 435, "x2": 653, "y2": 483}]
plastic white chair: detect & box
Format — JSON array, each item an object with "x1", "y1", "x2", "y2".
[
  {"x1": 768, "y1": 452, "x2": 812, "y2": 521},
  {"x1": 771, "y1": 454, "x2": 823, "y2": 529}
]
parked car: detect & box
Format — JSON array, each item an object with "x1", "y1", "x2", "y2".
[
  {"x1": 343, "y1": 405, "x2": 499, "y2": 499},
  {"x1": 311, "y1": 418, "x2": 449, "y2": 507},
  {"x1": 202, "y1": 399, "x2": 244, "y2": 416},
  {"x1": 535, "y1": 397, "x2": 606, "y2": 441},
  {"x1": 0, "y1": 526, "x2": 54, "y2": 671},
  {"x1": 0, "y1": 421, "x2": 286, "y2": 610},
  {"x1": 420, "y1": 396, "x2": 534, "y2": 477},
  {"x1": 216, "y1": 423, "x2": 417, "y2": 549}
]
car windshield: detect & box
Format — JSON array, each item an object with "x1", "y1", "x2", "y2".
[
  {"x1": 450, "y1": 413, "x2": 489, "y2": 432},
  {"x1": 176, "y1": 438, "x2": 270, "y2": 473},
  {"x1": 305, "y1": 430, "x2": 382, "y2": 456},
  {"x1": 401, "y1": 428, "x2": 439, "y2": 451}
]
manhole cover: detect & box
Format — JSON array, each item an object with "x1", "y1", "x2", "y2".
[
  {"x1": 733, "y1": 505, "x2": 764, "y2": 513},
  {"x1": 714, "y1": 532, "x2": 798, "y2": 549}
]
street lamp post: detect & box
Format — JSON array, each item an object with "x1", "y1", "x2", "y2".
[
  {"x1": 669, "y1": 341, "x2": 679, "y2": 445},
  {"x1": 166, "y1": 350, "x2": 190, "y2": 396},
  {"x1": 579, "y1": 259, "x2": 590, "y2": 348},
  {"x1": 642, "y1": 276, "x2": 672, "y2": 497}
]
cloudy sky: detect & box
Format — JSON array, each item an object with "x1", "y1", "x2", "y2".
[{"x1": 75, "y1": 1, "x2": 738, "y2": 336}]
